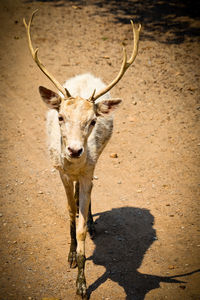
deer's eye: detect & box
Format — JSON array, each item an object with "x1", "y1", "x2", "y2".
[
  {"x1": 90, "y1": 119, "x2": 96, "y2": 126},
  {"x1": 58, "y1": 115, "x2": 64, "y2": 122}
]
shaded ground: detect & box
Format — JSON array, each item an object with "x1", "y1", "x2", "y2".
[{"x1": 0, "y1": 0, "x2": 200, "y2": 299}]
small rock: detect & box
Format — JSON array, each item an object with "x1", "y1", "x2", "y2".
[
  {"x1": 0, "y1": 213, "x2": 3, "y2": 217},
  {"x1": 42, "y1": 297, "x2": 60, "y2": 300},
  {"x1": 72, "y1": 5, "x2": 81, "y2": 9},
  {"x1": 110, "y1": 153, "x2": 118, "y2": 158},
  {"x1": 188, "y1": 86, "x2": 197, "y2": 92},
  {"x1": 163, "y1": 184, "x2": 169, "y2": 189},
  {"x1": 93, "y1": 175, "x2": 98, "y2": 180},
  {"x1": 168, "y1": 265, "x2": 175, "y2": 270},
  {"x1": 38, "y1": 191, "x2": 43, "y2": 194},
  {"x1": 129, "y1": 118, "x2": 135, "y2": 122},
  {"x1": 132, "y1": 101, "x2": 137, "y2": 105},
  {"x1": 179, "y1": 285, "x2": 186, "y2": 290}
]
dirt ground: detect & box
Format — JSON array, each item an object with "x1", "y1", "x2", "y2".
[{"x1": 0, "y1": 0, "x2": 200, "y2": 299}]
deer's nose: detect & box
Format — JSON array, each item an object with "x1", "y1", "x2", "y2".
[{"x1": 67, "y1": 146, "x2": 84, "y2": 158}]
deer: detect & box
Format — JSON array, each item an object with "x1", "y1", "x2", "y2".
[{"x1": 23, "y1": 10, "x2": 141, "y2": 299}]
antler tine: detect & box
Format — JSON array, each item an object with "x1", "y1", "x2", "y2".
[
  {"x1": 23, "y1": 10, "x2": 70, "y2": 98},
  {"x1": 127, "y1": 20, "x2": 141, "y2": 65},
  {"x1": 93, "y1": 20, "x2": 141, "y2": 102},
  {"x1": 88, "y1": 89, "x2": 96, "y2": 103}
]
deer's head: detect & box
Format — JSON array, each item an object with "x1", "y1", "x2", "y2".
[
  {"x1": 39, "y1": 86, "x2": 121, "y2": 160},
  {"x1": 23, "y1": 10, "x2": 141, "y2": 161}
]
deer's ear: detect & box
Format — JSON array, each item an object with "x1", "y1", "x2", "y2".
[
  {"x1": 95, "y1": 99, "x2": 122, "y2": 115},
  {"x1": 39, "y1": 86, "x2": 62, "y2": 109}
]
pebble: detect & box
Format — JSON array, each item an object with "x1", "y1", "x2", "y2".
[
  {"x1": 38, "y1": 191, "x2": 43, "y2": 194},
  {"x1": 110, "y1": 153, "x2": 118, "y2": 158},
  {"x1": 179, "y1": 285, "x2": 186, "y2": 290},
  {"x1": 93, "y1": 175, "x2": 98, "y2": 180},
  {"x1": 129, "y1": 118, "x2": 135, "y2": 122},
  {"x1": 168, "y1": 265, "x2": 175, "y2": 270},
  {"x1": 0, "y1": 213, "x2": 3, "y2": 217}
]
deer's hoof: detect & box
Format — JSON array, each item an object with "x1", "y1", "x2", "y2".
[
  {"x1": 68, "y1": 251, "x2": 77, "y2": 268},
  {"x1": 76, "y1": 278, "x2": 87, "y2": 299}
]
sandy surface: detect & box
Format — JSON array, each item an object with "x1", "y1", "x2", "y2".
[{"x1": 0, "y1": 0, "x2": 200, "y2": 299}]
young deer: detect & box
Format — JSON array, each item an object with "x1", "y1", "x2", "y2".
[{"x1": 23, "y1": 10, "x2": 141, "y2": 299}]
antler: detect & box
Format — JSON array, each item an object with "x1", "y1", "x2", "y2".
[
  {"x1": 23, "y1": 10, "x2": 71, "y2": 98},
  {"x1": 92, "y1": 20, "x2": 141, "y2": 102}
]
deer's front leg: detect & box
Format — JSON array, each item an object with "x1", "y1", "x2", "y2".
[
  {"x1": 60, "y1": 173, "x2": 77, "y2": 268},
  {"x1": 76, "y1": 178, "x2": 92, "y2": 299}
]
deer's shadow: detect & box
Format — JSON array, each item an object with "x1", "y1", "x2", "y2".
[{"x1": 87, "y1": 206, "x2": 192, "y2": 299}]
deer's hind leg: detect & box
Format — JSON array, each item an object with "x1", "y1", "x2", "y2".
[{"x1": 87, "y1": 196, "x2": 96, "y2": 239}]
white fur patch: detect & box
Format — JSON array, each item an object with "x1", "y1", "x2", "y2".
[
  {"x1": 62, "y1": 73, "x2": 110, "y2": 102},
  {"x1": 46, "y1": 109, "x2": 62, "y2": 168}
]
